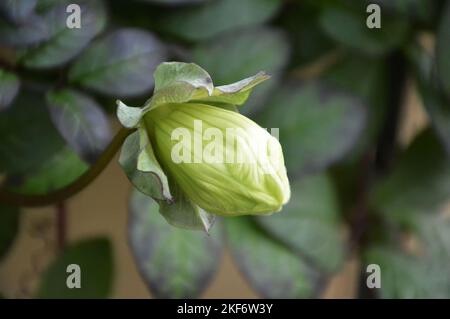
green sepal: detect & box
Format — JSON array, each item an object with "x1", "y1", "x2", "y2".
[
  {"x1": 158, "y1": 182, "x2": 215, "y2": 233},
  {"x1": 118, "y1": 130, "x2": 172, "y2": 201}
]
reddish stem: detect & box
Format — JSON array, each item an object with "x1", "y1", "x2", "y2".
[{"x1": 56, "y1": 202, "x2": 67, "y2": 251}]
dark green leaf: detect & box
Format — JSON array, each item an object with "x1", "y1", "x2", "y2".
[
  {"x1": 407, "y1": 42, "x2": 450, "y2": 155},
  {"x1": 365, "y1": 247, "x2": 436, "y2": 298},
  {"x1": 6, "y1": 147, "x2": 88, "y2": 195},
  {"x1": 192, "y1": 27, "x2": 289, "y2": 115},
  {"x1": 437, "y1": 0, "x2": 450, "y2": 100},
  {"x1": 35, "y1": 0, "x2": 68, "y2": 12},
  {"x1": 364, "y1": 0, "x2": 436, "y2": 22},
  {"x1": 0, "y1": 0, "x2": 37, "y2": 23},
  {"x1": 371, "y1": 129, "x2": 450, "y2": 224},
  {"x1": 37, "y1": 238, "x2": 113, "y2": 299},
  {"x1": 129, "y1": 190, "x2": 222, "y2": 298},
  {"x1": 256, "y1": 81, "x2": 367, "y2": 176},
  {"x1": 192, "y1": 27, "x2": 288, "y2": 85},
  {"x1": 319, "y1": 5, "x2": 409, "y2": 55},
  {"x1": 323, "y1": 53, "x2": 388, "y2": 158},
  {"x1": 138, "y1": 0, "x2": 206, "y2": 4},
  {"x1": 225, "y1": 217, "x2": 320, "y2": 298},
  {"x1": 20, "y1": 0, "x2": 107, "y2": 69},
  {"x1": 365, "y1": 214, "x2": 450, "y2": 298},
  {"x1": 157, "y1": 0, "x2": 281, "y2": 41},
  {"x1": 46, "y1": 89, "x2": 112, "y2": 163},
  {"x1": 278, "y1": 2, "x2": 334, "y2": 67},
  {"x1": 0, "y1": 204, "x2": 20, "y2": 260},
  {"x1": 416, "y1": 214, "x2": 450, "y2": 265},
  {"x1": 0, "y1": 69, "x2": 20, "y2": 110},
  {"x1": 0, "y1": 90, "x2": 65, "y2": 175},
  {"x1": 69, "y1": 28, "x2": 167, "y2": 97},
  {"x1": 0, "y1": 14, "x2": 49, "y2": 47},
  {"x1": 256, "y1": 173, "x2": 345, "y2": 273}
]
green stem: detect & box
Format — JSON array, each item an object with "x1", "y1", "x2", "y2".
[
  {"x1": 0, "y1": 127, "x2": 134, "y2": 207},
  {"x1": 56, "y1": 201, "x2": 67, "y2": 251}
]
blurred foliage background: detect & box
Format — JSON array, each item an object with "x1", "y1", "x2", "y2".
[{"x1": 0, "y1": 0, "x2": 450, "y2": 299}]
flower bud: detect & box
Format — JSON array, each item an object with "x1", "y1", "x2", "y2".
[{"x1": 143, "y1": 102, "x2": 290, "y2": 216}]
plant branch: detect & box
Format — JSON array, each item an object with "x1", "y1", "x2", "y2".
[
  {"x1": 56, "y1": 202, "x2": 67, "y2": 251},
  {"x1": 348, "y1": 151, "x2": 375, "y2": 252},
  {"x1": 375, "y1": 51, "x2": 408, "y2": 174},
  {"x1": 348, "y1": 51, "x2": 408, "y2": 253},
  {"x1": 0, "y1": 127, "x2": 134, "y2": 207}
]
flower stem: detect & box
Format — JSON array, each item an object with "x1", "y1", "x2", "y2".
[
  {"x1": 0, "y1": 127, "x2": 135, "y2": 207},
  {"x1": 56, "y1": 202, "x2": 67, "y2": 251}
]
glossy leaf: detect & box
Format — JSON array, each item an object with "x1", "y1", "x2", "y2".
[
  {"x1": 129, "y1": 190, "x2": 222, "y2": 298},
  {"x1": 35, "y1": 0, "x2": 67, "y2": 12},
  {"x1": 20, "y1": 0, "x2": 107, "y2": 69},
  {"x1": 6, "y1": 147, "x2": 88, "y2": 195},
  {"x1": 37, "y1": 238, "x2": 113, "y2": 299},
  {"x1": 365, "y1": 247, "x2": 435, "y2": 298},
  {"x1": 191, "y1": 27, "x2": 289, "y2": 114},
  {"x1": 410, "y1": 47, "x2": 450, "y2": 155},
  {"x1": 256, "y1": 173, "x2": 345, "y2": 273},
  {"x1": 0, "y1": 69, "x2": 20, "y2": 110},
  {"x1": 319, "y1": 5, "x2": 409, "y2": 55},
  {"x1": 0, "y1": 14, "x2": 49, "y2": 47},
  {"x1": 416, "y1": 214, "x2": 450, "y2": 265},
  {"x1": 138, "y1": 0, "x2": 206, "y2": 4},
  {"x1": 225, "y1": 217, "x2": 320, "y2": 298},
  {"x1": 47, "y1": 89, "x2": 112, "y2": 163},
  {"x1": 158, "y1": 0, "x2": 281, "y2": 41},
  {"x1": 192, "y1": 28, "x2": 288, "y2": 85},
  {"x1": 0, "y1": 90, "x2": 65, "y2": 175},
  {"x1": 0, "y1": 0, "x2": 37, "y2": 23},
  {"x1": 323, "y1": 53, "x2": 388, "y2": 158},
  {"x1": 371, "y1": 129, "x2": 450, "y2": 225},
  {"x1": 364, "y1": 0, "x2": 436, "y2": 22},
  {"x1": 0, "y1": 204, "x2": 19, "y2": 260},
  {"x1": 256, "y1": 81, "x2": 367, "y2": 176},
  {"x1": 69, "y1": 29, "x2": 167, "y2": 97},
  {"x1": 279, "y1": 2, "x2": 333, "y2": 67},
  {"x1": 365, "y1": 214, "x2": 450, "y2": 298}
]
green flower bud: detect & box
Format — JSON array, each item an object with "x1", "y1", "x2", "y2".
[
  {"x1": 143, "y1": 102, "x2": 290, "y2": 216},
  {"x1": 117, "y1": 62, "x2": 291, "y2": 224}
]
